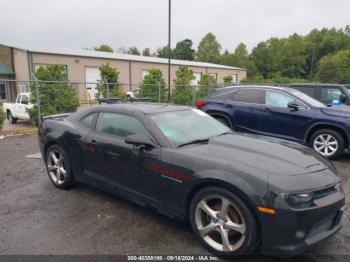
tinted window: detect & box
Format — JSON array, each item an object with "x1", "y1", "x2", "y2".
[
  {"x1": 80, "y1": 113, "x2": 97, "y2": 129},
  {"x1": 292, "y1": 86, "x2": 316, "y2": 97},
  {"x1": 289, "y1": 89, "x2": 325, "y2": 108},
  {"x1": 320, "y1": 88, "x2": 343, "y2": 103},
  {"x1": 231, "y1": 89, "x2": 263, "y2": 104},
  {"x1": 96, "y1": 112, "x2": 149, "y2": 137},
  {"x1": 265, "y1": 90, "x2": 294, "y2": 107},
  {"x1": 21, "y1": 95, "x2": 29, "y2": 105}
]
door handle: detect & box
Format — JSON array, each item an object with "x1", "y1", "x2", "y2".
[
  {"x1": 224, "y1": 104, "x2": 233, "y2": 108},
  {"x1": 90, "y1": 140, "x2": 98, "y2": 146}
]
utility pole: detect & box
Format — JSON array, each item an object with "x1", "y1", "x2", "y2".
[{"x1": 167, "y1": 0, "x2": 171, "y2": 102}]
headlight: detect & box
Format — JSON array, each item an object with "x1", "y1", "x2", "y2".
[{"x1": 283, "y1": 192, "x2": 315, "y2": 208}]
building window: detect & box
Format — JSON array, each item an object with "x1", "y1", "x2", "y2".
[
  {"x1": 231, "y1": 74, "x2": 237, "y2": 84},
  {"x1": 209, "y1": 73, "x2": 217, "y2": 80},
  {"x1": 142, "y1": 70, "x2": 149, "y2": 80},
  {"x1": 192, "y1": 72, "x2": 202, "y2": 86},
  {"x1": 17, "y1": 82, "x2": 29, "y2": 93},
  {"x1": 0, "y1": 83, "x2": 7, "y2": 100}
]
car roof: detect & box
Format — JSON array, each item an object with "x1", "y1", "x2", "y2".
[
  {"x1": 91, "y1": 102, "x2": 190, "y2": 114},
  {"x1": 289, "y1": 83, "x2": 345, "y2": 88},
  {"x1": 207, "y1": 85, "x2": 289, "y2": 98}
]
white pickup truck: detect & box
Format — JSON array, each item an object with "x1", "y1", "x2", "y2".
[{"x1": 2, "y1": 92, "x2": 32, "y2": 124}]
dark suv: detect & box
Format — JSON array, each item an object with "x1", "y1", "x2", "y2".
[
  {"x1": 290, "y1": 83, "x2": 350, "y2": 106},
  {"x1": 196, "y1": 85, "x2": 350, "y2": 159}
]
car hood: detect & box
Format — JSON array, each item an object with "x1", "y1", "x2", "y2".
[
  {"x1": 180, "y1": 134, "x2": 331, "y2": 177},
  {"x1": 320, "y1": 105, "x2": 350, "y2": 118}
]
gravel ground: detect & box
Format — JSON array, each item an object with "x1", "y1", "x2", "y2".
[{"x1": 0, "y1": 135, "x2": 349, "y2": 261}]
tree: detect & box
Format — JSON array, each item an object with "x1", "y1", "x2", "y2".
[
  {"x1": 128, "y1": 47, "x2": 141, "y2": 55},
  {"x1": 223, "y1": 75, "x2": 234, "y2": 86},
  {"x1": 28, "y1": 65, "x2": 79, "y2": 126},
  {"x1": 197, "y1": 74, "x2": 217, "y2": 98},
  {"x1": 172, "y1": 66, "x2": 195, "y2": 105},
  {"x1": 139, "y1": 69, "x2": 167, "y2": 102},
  {"x1": 196, "y1": 33, "x2": 221, "y2": 63},
  {"x1": 142, "y1": 48, "x2": 152, "y2": 56},
  {"x1": 316, "y1": 49, "x2": 350, "y2": 83},
  {"x1": 282, "y1": 33, "x2": 307, "y2": 78},
  {"x1": 156, "y1": 46, "x2": 173, "y2": 58},
  {"x1": 93, "y1": 44, "x2": 114, "y2": 52},
  {"x1": 96, "y1": 63, "x2": 120, "y2": 99},
  {"x1": 173, "y1": 39, "x2": 195, "y2": 61}
]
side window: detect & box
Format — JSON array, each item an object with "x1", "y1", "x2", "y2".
[
  {"x1": 230, "y1": 89, "x2": 264, "y2": 104},
  {"x1": 292, "y1": 86, "x2": 316, "y2": 98},
  {"x1": 80, "y1": 113, "x2": 97, "y2": 129},
  {"x1": 95, "y1": 112, "x2": 149, "y2": 137},
  {"x1": 320, "y1": 88, "x2": 343, "y2": 104},
  {"x1": 21, "y1": 95, "x2": 29, "y2": 105},
  {"x1": 16, "y1": 95, "x2": 22, "y2": 103},
  {"x1": 265, "y1": 91, "x2": 294, "y2": 107}
]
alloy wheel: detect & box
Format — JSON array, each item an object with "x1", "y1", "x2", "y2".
[
  {"x1": 313, "y1": 134, "x2": 338, "y2": 157},
  {"x1": 195, "y1": 195, "x2": 246, "y2": 252},
  {"x1": 47, "y1": 150, "x2": 67, "y2": 185}
]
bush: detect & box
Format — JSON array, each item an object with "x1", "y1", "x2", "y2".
[
  {"x1": 96, "y1": 63, "x2": 120, "y2": 99},
  {"x1": 0, "y1": 107, "x2": 5, "y2": 131},
  {"x1": 139, "y1": 69, "x2": 167, "y2": 102},
  {"x1": 29, "y1": 65, "x2": 79, "y2": 126}
]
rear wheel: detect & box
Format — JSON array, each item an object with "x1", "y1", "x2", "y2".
[
  {"x1": 189, "y1": 187, "x2": 258, "y2": 257},
  {"x1": 7, "y1": 111, "x2": 17, "y2": 124},
  {"x1": 310, "y1": 129, "x2": 345, "y2": 159},
  {"x1": 45, "y1": 144, "x2": 73, "y2": 189}
]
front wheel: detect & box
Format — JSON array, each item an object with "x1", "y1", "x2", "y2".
[
  {"x1": 189, "y1": 187, "x2": 258, "y2": 257},
  {"x1": 310, "y1": 129, "x2": 345, "y2": 159},
  {"x1": 46, "y1": 144, "x2": 73, "y2": 189},
  {"x1": 7, "y1": 111, "x2": 17, "y2": 124}
]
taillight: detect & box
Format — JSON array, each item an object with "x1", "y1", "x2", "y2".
[{"x1": 195, "y1": 100, "x2": 206, "y2": 108}]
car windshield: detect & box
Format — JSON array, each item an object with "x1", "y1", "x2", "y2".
[
  {"x1": 288, "y1": 89, "x2": 326, "y2": 108},
  {"x1": 149, "y1": 109, "x2": 230, "y2": 145}
]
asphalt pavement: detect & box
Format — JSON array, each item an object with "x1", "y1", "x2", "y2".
[{"x1": 0, "y1": 135, "x2": 349, "y2": 261}]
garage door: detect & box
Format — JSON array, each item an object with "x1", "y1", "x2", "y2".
[{"x1": 85, "y1": 67, "x2": 100, "y2": 101}]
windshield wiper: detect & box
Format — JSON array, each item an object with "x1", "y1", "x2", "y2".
[
  {"x1": 216, "y1": 131, "x2": 233, "y2": 137},
  {"x1": 177, "y1": 138, "x2": 210, "y2": 148}
]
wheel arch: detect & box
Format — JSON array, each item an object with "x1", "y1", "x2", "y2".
[
  {"x1": 205, "y1": 110, "x2": 233, "y2": 128},
  {"x1": 305, "y1": 123, "x2": 349, "y2": 147}
]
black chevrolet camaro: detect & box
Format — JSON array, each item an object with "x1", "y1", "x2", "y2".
[{"x1": 38, "y1": 103, "x2": 345, "y2": 257}]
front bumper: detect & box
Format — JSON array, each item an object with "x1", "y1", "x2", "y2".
[{"x1": 258, "y1": 191, "x2": 345, "y2": 256}]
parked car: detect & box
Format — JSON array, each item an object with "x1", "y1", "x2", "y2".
[
  {"x1": 196, "y1": 85, "x2": 350, "y2": 159},
  {"x1": 2, "y1": 92, "x2": 32, "y2": 124},
  {"x1": 289, "y1": 83, "x2": 350, "y2": 106},
  {"x1": 38, "y1": 103, "x2": 344, "y2": 257}
]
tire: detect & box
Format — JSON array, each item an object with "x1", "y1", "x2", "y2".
[
  {"x1": 189, "y1": 186, "x2": 258, "y2": 257},
  {"x1": 45, "y1": 144, "x2": 74, "y2": 189},
  {"x1": 7, "y1": 111, "x2": 17, "y2": 124},
  {"x1": 214, "y1": 116, "x2": 230, "y2": 127},
  {"x1": 309, "y1": 128, "x2": 345, "y2": 159}
]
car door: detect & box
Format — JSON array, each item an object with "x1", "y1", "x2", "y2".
[
  {"x1": 18, "y1": 94, "x2": 30, "y2": 119},
  {"x1": 14, "y1": 95, "x2": 22, "y2": 118},
  {"x1": 84, "y1": 112, "x2": 161, "y2": 203},
  {"x1": 264, "y1": 90, "x2": 313, "y2": 141},
  {"x1": 227, "y1": 88, "x2": 269, "y2": 134}
]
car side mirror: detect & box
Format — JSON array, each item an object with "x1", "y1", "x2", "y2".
[
  {"x1": 125, "y1": 134, "x2": 156, "y2": 149},
  {"x1": 287, "y1": 101, "x2": 299, "y2": 111}
]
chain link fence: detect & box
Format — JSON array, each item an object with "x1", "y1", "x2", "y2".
[{"x1": 0, "y1": 79, "x2": 224, "y2": 125}]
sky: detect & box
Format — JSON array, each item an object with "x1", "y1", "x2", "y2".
[{"x1": 1, "y1": 0, "x2": 349, "y2": 53}]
